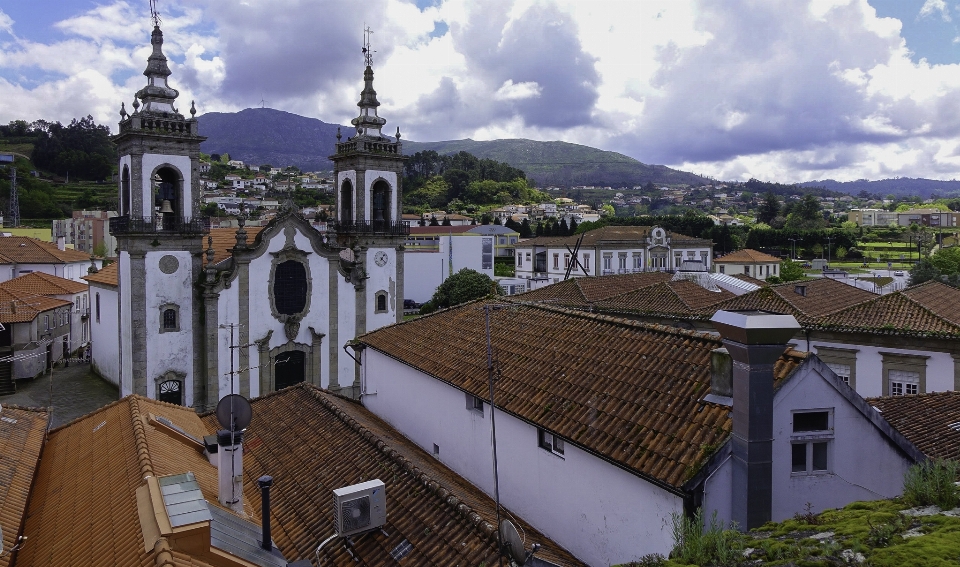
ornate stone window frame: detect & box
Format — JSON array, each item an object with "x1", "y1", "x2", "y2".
[
  {"x1": 159, "y1": 303, "x2": 180, "y2": 333},
  {"x1": 258, "y1": 333, "x2": 323, "y2": 395},
  {"x1": 150, "y1": 163, "x2": 185, "y2": 221},
  {"x1": 370, "y1": 177, "x2": 392, "y2": 223},
  {"x1": 375, "y1": 290, "x2": 388, "y2": 314},
  {"x1": 268, "y1": 246, "x2": 313, "y2": 325},
  {"x1": 880, "y1": 352, "x2": 928, "y2": 396},
  {"x1": 814, "y1": 345, "x2": 858, "y2": 390},
  {"x1": 156, "y1": 370, "x2": 185, "y2": 405}
]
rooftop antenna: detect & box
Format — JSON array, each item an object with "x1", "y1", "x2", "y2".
[
  {"x1": 362, "y1": 25, "x2": 375, "y2": 67},
  {"x1": 259, "y1": 94, "x2": 267, "y2": 109},
  {"x1": 149, "y1": 0, "x2": 162, "y2": 27}
]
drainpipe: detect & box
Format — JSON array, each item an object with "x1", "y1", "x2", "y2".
[{"x1": 711, "y1": 309, "x2": 800, "y2": 530}]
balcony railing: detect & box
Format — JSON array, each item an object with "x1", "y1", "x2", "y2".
[
  {"x1": 335, "y1": 139, "x2": 401, "y2": 155},
  {"x1": 109, "y1": 215, "x2": 209, "y2": 235},
  {"x1": 333, "y1": 221, "x2": 410, "y2": 236}
]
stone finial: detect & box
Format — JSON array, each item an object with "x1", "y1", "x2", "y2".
[
  {"x1": 88, "y1": 256, "x2": 99, "y2": 274},
  {"x1": 336, "y1": 126, "x2": 341, "y2": 141},
  {"x1": 132, "y1": 97, "x2": 140, "y2": 112},
  {"x1": 205, "y1": 235, "x2": 216, "y2": 282},
  {"x1": 190, "y1": 100, "x2": 196, "y2": 117},
  {"x1": 235, "y1": 204, "x2": 248, "y2": 249},
  {"x1": 120, "y1": 102, "x2": 128, "y2": 119},
  {"x1": 395, "y1": 127, "x2": 401, "y2": 141}
]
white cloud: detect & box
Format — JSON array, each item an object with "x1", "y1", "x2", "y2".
[
  {"x1": 919, "y1": 0, "x2": 951, "y2": 22},
  {"x1": 0, "y1": 9, "x2": 15, "y2": 36},
  {"x1": 493, "y1": 79, "x2": 541, "y2": 101}
]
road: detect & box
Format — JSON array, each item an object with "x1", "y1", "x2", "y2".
[{"x1": 0, "y1": 362, "x2": 119, "y2": 428}]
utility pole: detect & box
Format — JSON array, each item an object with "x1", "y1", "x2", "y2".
[
  {"x1": 8, "y1": 166, "x2": 19, "y2": 227},
  {"x1": 825, "y1": 235, "x2": 835, "y2": 263}
]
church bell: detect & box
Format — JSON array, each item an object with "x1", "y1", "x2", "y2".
[{"x1": 159, "y1": 199, "x2": 174, "y2": 214}]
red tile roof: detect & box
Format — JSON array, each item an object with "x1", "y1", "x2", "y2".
[
  {"x1": 0, "y1": 405, "x2": 48, "y2": 567},
  {"x1": 592, "y1": 280, "x2": 734, "y2": 317},
  {"x1": 0, "y1": 237, "x2": 92, "y2": 264},
  {"x1": 206, "y1": 386, "x2": 584, "y2": 567},
  {"x1": 358, "y1": 300, "x2": 806, "y2": 488},
  {"x1": 714, "y1": 248, "x2": 781, "y2": 263},
  {"x1": 710, "y1": 278, "x2": 877, "y2": 324},
  {"x1": 0, "y1": 271, "x2": 87, "y2": 295},
  {"x1": 869, "y1": 391, "x2": 960, "y2": 461},
  {"x1": 82, "y1": 261, "x2": 118, "y2": 287},
  {"x1": 0, "y1": 287, "x2": 72, "y2": 323},
  {"x1": 517, "y1": 272, "x2": 673, "y2": 306},
  {"x1": 814, "y1": 282, "x2": 960, "y2": 337}
]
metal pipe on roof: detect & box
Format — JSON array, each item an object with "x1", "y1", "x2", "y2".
[{"x1": 257, "y1": 475, "x2": 273, "y2": 551}]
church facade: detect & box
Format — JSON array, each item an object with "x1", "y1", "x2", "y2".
[{"x1": 111, "y1": 25, "x2": 407, "y2": 410}]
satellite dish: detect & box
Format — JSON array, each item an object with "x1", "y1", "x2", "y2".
[
  {"x1": 216, "y1": 394, "x2": 252, "y2": 431},
  {"x1": 499, "y1": 519, "x2": 525, "y2": 566}
]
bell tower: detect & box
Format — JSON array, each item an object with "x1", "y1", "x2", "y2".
[
  {"x1": 330, "y1": 27, "x2": 409, "y2": 335},
  {"x1": 112, "y1": 20, "x2": 207, "y2": 409}
]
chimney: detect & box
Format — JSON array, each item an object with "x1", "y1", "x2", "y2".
[
  {"x1": 703, "y1": 347, "x2": 732, "y2": 404},
  {"x1": 794, "y1": 284, "x2": 806, "y2": 297},
  {"x1": 711, "y1": 309, "x2": 800, "y2": 530},
  {"x1": 217, "y1": 429, "x2": 244, "y2": 513},
  {"x1": 257, "y1": 475, "x2": 273, "y2": 551},
  {"x1": 56, "y1": 234, "x2": 65, "y2": 251}
]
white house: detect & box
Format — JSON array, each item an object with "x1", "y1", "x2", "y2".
[
  {"x1": 713, "y1": 248, "x2": 781, "y2": 279},
  {"x1": 356, "y1": 302, "x2": 922, "y2": 565},
  {"x1": 403, "y1": 225, "x2": 494, "y2": 304},
  {"x1": 84, "y1": 262, "x2": 120, "y2": 385},
  {"x1": 0, "y1": 236, "x2": 101, "y2": 283}
]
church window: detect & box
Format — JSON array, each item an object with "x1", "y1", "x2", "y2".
[
  {"x1": 274, "y1": 260, "x2": 308, "y2": 315},
  {"x1": 158, "y1": 379, "x2": 182, "y2": 405},
  {"x1": 95, "y1": 293, "x2": 100, "y2": 322},
  {"x1": 372, "y1": 179, "x2": 391, "y2": 224},
  {"x1": 159, "y1": 304, "x2": 180, "y2": 333},
  {"x1": 375, "y1": 291, "x2": 388, "y2": 314},
  {"x1": 340, "y1": 180, "x2": 353, "y2": 224}
]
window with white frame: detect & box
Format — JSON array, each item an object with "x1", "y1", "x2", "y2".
[
  {"x1": 564, "y1": 253, "x2": 570, "y2": 269},
  {"x1": 603, "y1": 254, "x2": 612, "y2": 270},
  {"x1": 583, "y1": 254, "x2": 590, "y2": 273},
  {"x1": 634, "y1": 254, "x2": 642, "y2": 269},
  {"x1": 882, "y1": 352, "x2": 927, "y2": 396},
  {"x1": 44, "y1": 315, "x2": 49, "y2": 331},
  {"x1": 517, "y1": 254, "x2": 523, "y2": 267},
  {"x1": 791, "y1": 410, "x2": 832, "y2": 474},
  {"x1": 538, "y1": 429, "x2": 564, "y2": 457},
  {"x1": 889, "y1": 370, "x2": 920, "y2": 396},
  {"x1": 674, "y1": 253, "x2": 682, "y2": 267},
  {"x1": 618, "y1": 253, "x2": 627, "y2": 270},
  {"x1": 553, "y1": 253, "x2": 560, "y2": 269}
]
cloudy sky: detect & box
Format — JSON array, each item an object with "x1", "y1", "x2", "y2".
[{"x1": 2, "y1": 0, "x2": 960, "y2": 183}]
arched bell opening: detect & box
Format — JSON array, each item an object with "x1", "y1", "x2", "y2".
[
  {"x1": 121, "y1": 166, "x2": 131, "y2": 216},
  {"x1": 152, "y1": 165, "x2": 182, "y2": 230},
  {"x1": 340, "y1": 179, "x2": 353, "y2": 225},
  {"x1": 371, "y1": 179, "x2": 391, "y2": 230}
]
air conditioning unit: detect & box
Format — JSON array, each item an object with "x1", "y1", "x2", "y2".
[{"x1": 332, "y1": 479, "x2": 386, "y2": 537}]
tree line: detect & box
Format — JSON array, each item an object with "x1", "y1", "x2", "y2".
[{"x1": 2, "y1": 117, "x2": 116, "y2": 181}]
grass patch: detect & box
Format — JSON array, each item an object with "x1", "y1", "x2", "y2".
[{"x1": 903, "y1": 459, "x2": 960, "y2": 510}]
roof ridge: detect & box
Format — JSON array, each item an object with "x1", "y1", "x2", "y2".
[
  {"x1": 129, "y1": 396, "x2": 156, "y2": 478},
  {"x1": 300, "y1": 384, "x2": 499, "y2": 543},
  {"x1": 0, "y1": 403, "x2": 51, "y2": 414}
]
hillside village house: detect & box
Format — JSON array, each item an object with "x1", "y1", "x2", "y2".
[
  {"x1": 514, "y1": 225, "x2": 714, "y2": 287},
  {"x1": 0, "y1": 286, "x2": 72, "y2": 391},
  {"x1": 0, "y1": 236, "x2": 101, "y2": 283},
  {"x1": 1, "y1": 271, "x2": 90, "y2": 358},
  {"x1": 714, "y1": 248, "x2": 781, "y2": 279},
  {"x1": 355, "y1": 302, "x2": 922, "y2": 565},
  {"x1": 849, "y1": 208, "x2": 960, "y2": 227}
]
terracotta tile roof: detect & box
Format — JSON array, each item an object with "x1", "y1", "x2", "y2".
[
  {"x1": 714, "y1": 248, "x2": 781, "y2": 263},
  {"x1": 516, "y1": 272, "x2": 672, "y2": 306},
  {"x1": 204, "y1": 227, "x2": 264, "y2": 266},
  {"x1": 0, "y1": 237, "x2": 91, "y2": 264},
  {"x1": 813, "y1": 282, "x2": 960, "y2": 338},
  {"x1": 901, "y1": 281, "x2": 960, "y2": 327},
  {"x1": 868, "y1": 391, "x2": 960, "y2": 460},
  {"x1": 204, "y1": 385, "x2": 585, "y2": 567},
  {"x1": 17, "y1": 396, "x2": 221, "y2": 567},
  {"x1": 0, "y1": 405, "x2": 49, "y2": 567},
  {"x1": 82, "y1": 262, "x2": 118, "y2": 287},
  {"x1": 518, "y1": 225, "x2": 713, "y2": 249},
  {"x1": 710, "y1": 278, "x2": 877, "y2": 324},
  {"x1": 732, "y1": 273, "x2": 770, "y2": 286},
  {"x1": 0, "y1": 288, "x2": 71, "y2": 323},
  {"x1": 358, "y1": 300, "x2": 806, "y2": 489},
  {"x1": 0, "y1": 272, "x2": 87, "y2": 296},
  {"x1": 592, "y1": 280, "x2": 734, "y2": 317}
]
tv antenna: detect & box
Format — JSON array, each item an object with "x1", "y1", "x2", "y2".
[
  {"x1": 362, "y1": 26, "x2": 375, "y2": 67},
  {"x1": 149, "y1": 0, "x2": 162, "y2": 27},
  {"x1": 259, "y1": 94, "x2": 267, "y2": 109}
]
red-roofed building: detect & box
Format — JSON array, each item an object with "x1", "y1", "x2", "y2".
[{"x1": 713, "y1": 248, "x2": 781, "y2": 279}]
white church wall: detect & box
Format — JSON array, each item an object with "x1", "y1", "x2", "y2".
[
  {"x1": 89, "y1": 284, "x2": 120, "y2": 386},
  {"x1": 217, "y1": 283, "x2": 241, "y2": 399},
  {"x1": 141, "y1": 154, "x2": 193, "y2": 220},
  {"x1": 144, "y1": 250, "x2": 195, "y2": 406},
  {"x1": 337, "y1": 274, "x2": 358, "y2": 390},
  {"x1": 366, "y1": 246, "x2": 397, "y2": 331},
  {"x1": 361, "y1": 348, "x2": 684, "y2": 565}
]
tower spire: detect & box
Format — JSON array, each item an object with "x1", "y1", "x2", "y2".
[{"x1": 351, "y1": 27, "x2": 386, "y2": 139}]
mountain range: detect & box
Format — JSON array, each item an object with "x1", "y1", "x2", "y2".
[
  {"x1": 799, "y1": 178, "x2": 960, "y2": 199},
  {"x1": 197, "y1": 108, "x2": 708, "y2": 187}
]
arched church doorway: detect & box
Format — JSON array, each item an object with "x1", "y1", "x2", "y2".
[{"x1": 274, "y1": 350, "x2": 305, "y2": 390}]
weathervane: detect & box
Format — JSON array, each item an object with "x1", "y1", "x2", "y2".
[
  {"x1": 362, "y1": 26, "x2": 375, "y2": 67},
  {"x1": 149, "y1": 0, "x2": 162, "y2": 27}
]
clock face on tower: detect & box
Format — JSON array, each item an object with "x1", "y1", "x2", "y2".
[{"x1": 374, "y1": 251, "x2": 389, "y2": 267}]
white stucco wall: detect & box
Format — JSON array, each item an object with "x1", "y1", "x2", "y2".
[
  {"x1": 15, "y1": 260, "x2": 101, "y2": 283},
  {"x1": 812, "y1": 341, "x2": 955, "y2": 398},
  {"x1": 217, "y1": 282, "x2": 241, "y2": 398},
  {"x1": 366, "y1": 246, "x2": 398, "y2": 329},
  {"x1": 361, "y1": 349, "x2": 684, "y2": 566},
  {"x1": 89, "y1": 284, "x2": 120, "y2": 386},
  {"x1": 140, "y1": 154, "x2": 193, "y2": 220},
  {"x1": 144, "y1": 250, "x2": 195, "y2": 405}
]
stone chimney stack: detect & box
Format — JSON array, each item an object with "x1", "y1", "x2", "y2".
[{"x1": 711, "y1": 310, "x2": 800, "y2": 530}]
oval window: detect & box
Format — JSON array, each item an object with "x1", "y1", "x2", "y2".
[{"x1": 274, "y1": 260, "x2": 308, "y2": 315}]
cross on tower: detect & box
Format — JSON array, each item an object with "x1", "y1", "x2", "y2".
[
  {"x1": 362, "y1": 26, "x2": 375, "y2": 67},
  {"x1": 149, "y1": 0, "x2": 162, "y2": 27}
]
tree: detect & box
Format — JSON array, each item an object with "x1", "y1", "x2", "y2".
[
  {"x1": 568, "y1": 218, "x2": 578, "y2": 234},
  {"x1": 835, "y1": 246, "x2": 847, "y2": 261},
  {"x1": 519, "y1": 218, "x2": 533, "y2": 238},
  {"x1": 429, "y1": 215, "x2": 440, "y2": 226},
  {"x1": 779, "y1": 259, "x2": 806, "y2": 282},
  {"x1": 558, "y1": 218, "x2": 569, "y2": 235},
  {"x1": 756, "y1": 192, "x2": 781, "y2": 224},
  {"x1": 784, "y1": 195, "x2": 826, "y2": 230},
  {"x1": 419, "y1": 268, "x2": 502, "y2": 314},
  {"x1": 441, "y1": 216, "x2": 452, "y2": 226},
  {"x1": 909, "y1": 259, "x2": 942, "y2": 287},
  {"x1": 493, "y1": 216, "x2": 502, "y2": 225}
]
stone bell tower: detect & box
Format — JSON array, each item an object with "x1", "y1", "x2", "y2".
[
  {"x1": 330, "y1": 27, "x2": 409, "y2": 334},
  {"x1": 112, "y1": 23, "x2": 207, "y2": 409}
]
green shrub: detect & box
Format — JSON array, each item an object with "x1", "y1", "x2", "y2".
[
  {"x1": 670, "y1": 508, "x2": 743, "y2": 566},
  {"x1": 903, "y1": 459, "x2": 960, "y2": 509}
]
